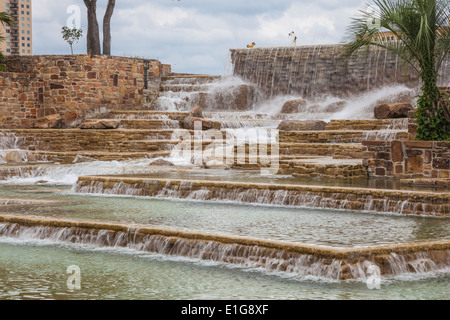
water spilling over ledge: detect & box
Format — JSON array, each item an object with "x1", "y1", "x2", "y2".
[
  {"x1": 0, "y1": 48, "x2": 449, "y2": 298},
  {"x1": 230, "y1": 45, "x2": 450, "y2": 99},
  {"x1": 73, "y1": 176, "x2": 450, "y2": 216},
  {"x1": 0, "y1": 214, "x2": 448, "y2": 281}
]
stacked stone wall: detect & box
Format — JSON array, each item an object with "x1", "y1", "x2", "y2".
[
  {"x1": 231, "y1": 45, "x2": 450, "y2": 99},
  {"x1": 363, "y1": 140, "x2": 450, "y2": 179},
  {"x1": 0, "y1": 55, "x2": 170, "y2": 128}
]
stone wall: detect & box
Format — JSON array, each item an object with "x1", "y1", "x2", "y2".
[
  {"x1": 0, "y1": 55, "x2": 170, "y2": 128},
  {"x1": 231, "y1": 45, "x2": 450, "y2": 99},
  {"x1": 363, "y1": 140, "x2": 450, "y2": 179}
]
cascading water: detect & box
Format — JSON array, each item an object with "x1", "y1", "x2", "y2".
[
  {"x1": 0, "y1": 132, "x2": 28, "y2": 164},
  {"x1": 0, "y1": 220, "x2": 448, "y2": 282}
]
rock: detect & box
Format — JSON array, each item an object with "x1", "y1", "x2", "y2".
[
  {"x1": 34, "y1": 180, "x2": 49, "y2": 185},
  {"x1": 324, "y1": 101, "x2": 347, "y2": 113},
  {"x1": 5, "y1": 151, "x2": 24, "y2": 164},
  {"x1": 280, "y1": 99, "x2": 307, "y2": 114},
  {"x1": 149, "y1": 159, "x2": 175, "y2": 167},
  {"x1": 374, "y1": 103, "x2": 412, "y2": 119},
  {"x1": 80, "y1": 119, "x2": 120, "y2": 129},
  {"x1": 72, "y1": 155, "x2": 97, "y2": 164},
  {"x1": 204, "y1": 159, "x2": 230, "y2": 170},
  {"x1": 35, "y1": 114, "x2": 62, "y2": 129},
  {"x1": 183, "y1": 116, "x2": 221, "y2": 131},
  {"x1": 277, "y1": 120, "x2": 327, "y2": 131},
  {"x1": 189, "y1": 105, "x2": 203, "y2": 118}
]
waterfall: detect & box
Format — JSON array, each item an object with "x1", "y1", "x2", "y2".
[
  {"x1": 1, "y1": 219, "x2": 448, "y2": 281},
  {"x1": 73, "y1": 178, "x2": 449, "y2": 216}
]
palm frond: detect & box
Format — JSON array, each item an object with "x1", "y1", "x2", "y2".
[{"x1": 342, "y1": 0, "x2": 449, "y2": 76}]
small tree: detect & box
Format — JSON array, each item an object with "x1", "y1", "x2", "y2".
[{"x1": 61, "y1": 26, "x2": 83, "y2": 55}]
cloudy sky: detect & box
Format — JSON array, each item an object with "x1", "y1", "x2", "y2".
[{"x1": 33, "y1": 0, "x2": 367, "y2": 75}]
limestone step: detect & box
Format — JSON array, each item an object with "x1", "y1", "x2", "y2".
[
  {"x1": 74, "y1": 176, "x2": 450, "y2": 216},
  {"x1": 2, "y1": 129, "x2": 184, "y2": 153},
  {"x1": 325, "y1": 119, "x2": 409, "y2": 131},
  {"x1": 2, "y1": 214, "x2": 449, "y2": 280},
  {"x1": 161, "y1": 74, "x2": 221, "y2": 85},
  {"x1": 280, "y1": 130, "x2": 409, "y2": 144},
  {"x1": 278, "y1": 143, "x2": 364, "y2": 158},
  {"x1": 110, "y1": 110, "x2": 189, "y2": 121},
  {"x1": 118, "y1": 119, "x2": 181, "y2": 130},
  {"x1": 279, "y1": 158, "x2": 367, "y2": 178},
  {"x1": 160, "y1": 84, "x2": 210, "y2": 93},
  {"x1": 0, "y1": 150, "x2": 172, "y2": 165},
  {"x1": 2, "y1": 129, "x2": 372, "y2": 155}
]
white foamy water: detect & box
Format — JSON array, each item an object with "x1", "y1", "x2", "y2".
[
  {"x1": 253, "y1": 85, "x2": 418, "y2": 120},
  {"x1": 0, "y1": 159, "x2": 166, "y2": 185},
  {"x1": 0, "y1": 132, "x2": 27, "y2": 164}
]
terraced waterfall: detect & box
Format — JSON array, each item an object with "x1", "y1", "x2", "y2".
[{"x1": 0, "y1": 47, "x2": 449, "y2": 299}]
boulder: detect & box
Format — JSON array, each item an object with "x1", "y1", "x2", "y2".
[
  {"x1": 324, "y1": 101, "x2": 347, "y2": 113},
  {"x1": 80, "y1": 119, "x2": 120, "y2": 129},
  {"x1": 280, "y1": 99, "x2": 307, "y2": 114},
  {"x1": 189, "y1": 105, "x2": 203, "y2": 118},
  {"x1": 183, "y1": 116, "x2": 221, "y2": 131},
  {"x1": 149, "y1": 159, "x2": 175, "y2": 167},
  {"x1": 5, "y1": 151, "x2": 24, "y2": 164},
  {"x1": 277, "y1": 120, "x2": 327, "y2": 131},
  {"x1": 374, "y1": 103, "x2": 412, "y2": 119},
  {"x1": 35, "y1": 114, "x2": 62, "y2": 129}
]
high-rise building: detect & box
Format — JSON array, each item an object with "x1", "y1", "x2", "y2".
[{"x1": 0, "y1": 0, "x2": 32, "y2": 56}]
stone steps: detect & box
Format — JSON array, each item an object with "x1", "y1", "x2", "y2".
[
  {"x1": 325, "y1": 119, "x2": 409, "y2": 131},
  {"x1": 161, "y1": 74, "x2": 221, "y2": 85},
  {"x1": 2, "y1": 214, "x2": 449, "y2": 280},
  {"x1": 110, "y1": 110, "x2": 189, "y2": 121},
  {"x1": 118, "y1": 119, "x2": 181, "y2": 130},
  {"x1": 280, "y1": 130, "x2": 409, "y2": 144},
  {"x1": 278, "y1": 143, "x2": 364, "y2": 158},
  {"x1": 74, "y1": 176, "x2": 450, "y2": 216},
  {"x1": 1, "y1": 150, "x2": 172, "y2": 165},
  {"x1": 30, "y1": 150, "x2": 171, "y2": 164},
  {"x1": 279, "y1": 158, "x2": 367, "y2": 178},
  {"x1": 160, "y1": 84, "x2": 210, "y2": 93}
]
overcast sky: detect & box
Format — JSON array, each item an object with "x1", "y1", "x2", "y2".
[{"x1": 33, "y1": 0, "x2": 367, "y2": 75}]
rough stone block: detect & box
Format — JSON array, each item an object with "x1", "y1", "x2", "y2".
[
  {"x1": 391, "y1": 141, "x2": 404, "y2": 162},
  {"x1": 406, "y1": 156, "x2": 424, "y2": 174},
  {"x1": 374, "y1": 103, "x2": 412, "y2": 119}
]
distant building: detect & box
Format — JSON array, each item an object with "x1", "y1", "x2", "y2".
[
  {"x1": 0, "y1": 0, "x2": 32, "y2": 56},
  {"x1": 376, "y1": 17, "x2": 449, "y2": 42}
]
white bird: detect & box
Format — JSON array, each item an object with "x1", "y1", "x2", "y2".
[{"x1": 288, "y1": 31, "x2": 297, "y2": 46}]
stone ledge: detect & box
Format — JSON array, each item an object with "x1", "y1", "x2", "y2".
[{"x1": 400, "y1": 178, "x2": 450, "y2": 188}]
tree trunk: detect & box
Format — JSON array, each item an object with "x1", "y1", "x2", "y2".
[
  {"x1": 83, "y1": 0, "x2": 101, "y2": 55},
  {"x1": 103, "y1": 0, "x2": 116, "y2": 56}
]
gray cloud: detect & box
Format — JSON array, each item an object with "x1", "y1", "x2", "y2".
[{"x1": 33, "y1": 0, "x2": 366, "y2": 74}]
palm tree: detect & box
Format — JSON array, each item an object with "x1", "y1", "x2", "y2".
[{"x1": 343, "y1": 0, "x2": 450, "y2": 141}]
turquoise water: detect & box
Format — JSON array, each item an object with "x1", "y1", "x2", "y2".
[
  {"x1": 0, "y1": 185, "x2": 449, "y2": 246},
  {"x1": 0, "y1": 238, "x2": 449, "y2": 300},
  {"x1": 0, "y1": 183, "x2": 449, "y2": 300}
]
